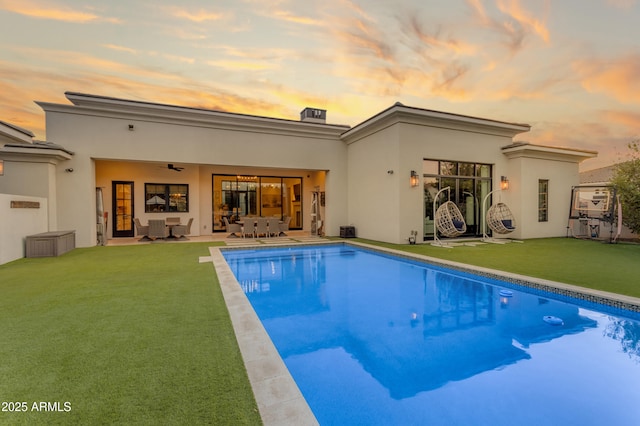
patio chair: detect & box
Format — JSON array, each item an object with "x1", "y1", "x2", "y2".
[
  {"x1": 134, "y1": 218, "x2": 151, "y2": 241},
  {"x1": 255, "y1": 217, "x2": 269, "y2": 238},
  {"x1": 223, "y1": 217, "x2": 242, "y2": 238},
  {"x1": 242, "y1": 220, "x2": 255, "y2": 238},
  {"x1": 148, "y1": 219, "x2": 170, "y2": 240},
  {"x1": 267, "y1": 217, "x2": 281, "y2": 237},
  {"x1": 279, "y1": 216, "x2": 292, "y2": 236},
  {"x1": 173, "y1": 218, "x2": 193, "y2": 240},
  {"x1": 486, "y1": 203, "x2": 516, "y2": 235},
  {"x1": 434, "y1": 201, "x2": 466, "y2": 237}
]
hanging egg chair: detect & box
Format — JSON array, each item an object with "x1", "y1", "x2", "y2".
[
  {"x1": 486, "y1": 202, "x2": 516, "y2": 235},
  {"x1": 434, "y1": 201, "x2": 467, "y2": 237}
]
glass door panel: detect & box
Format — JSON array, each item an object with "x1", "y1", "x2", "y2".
[
  {"x1": 284, "y1": 178, "x2": 302, "y2": 228},
  {"x1": 260, "y1": 178, "x2": 282, "y2": 218},
  {"x1": 238, "y1": 178, "x2": 257, "y2": 217},
  {"x1": 423, "y1": 177, "x2": 438, "y2": 238},
  {"x1": 459, "y1": 179, "x2": 477, "y2": 235},
  {"x1": 477, "y1": 179, "x2": 492, "y2": 236},
  {"x1": 112, "y1": 181, "x2": 134, "y2": 237}
]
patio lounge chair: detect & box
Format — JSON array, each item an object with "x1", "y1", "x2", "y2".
[
  {"x1": 134, "y1": 218, "x2": 151, "y2": 241},
  {"x1": 148, "y1": 219, "x2": 170, "y2": 240},
  {"x1": 173, "y1": 218, "x2": 193, "y2": 240}
]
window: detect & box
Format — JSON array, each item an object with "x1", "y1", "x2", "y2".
[
  {"x1": 145, "y1": 183, "x2": 189, "y2": 213},
  {"x1": 538, "y1": 180, "x2": 549, "y2": 222}
]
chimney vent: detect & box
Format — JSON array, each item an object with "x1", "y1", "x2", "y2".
[{"x1": 300, "y1": 107, "x2": 326, "y2": 124}]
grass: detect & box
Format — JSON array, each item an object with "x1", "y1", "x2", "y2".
[
  {"x1": 1, "y1": 237, "x2": 638, "y2": 425},
  {"x1": 355, "y1": 237, "x2": 640, "y2": 299},
  {"x1": 0, "y1": 242, "x2": 261, "y2": 426}
]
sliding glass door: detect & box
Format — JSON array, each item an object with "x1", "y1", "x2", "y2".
[{"x1": 212, "y1": 174, "x2": 302, "y2": 232}]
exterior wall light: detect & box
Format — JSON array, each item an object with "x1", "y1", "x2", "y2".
[
  {"x1": 0, "y1": 159, "x2": 3, "y2": 176},
  {"x1": 500, "y1": 176, "x2": 509, "y2": 190},
  {"x1": 410, "y1": 170, "x2": 419, "y2": 187}
]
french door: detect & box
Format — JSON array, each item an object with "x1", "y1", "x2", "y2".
[{"x1": 112, "y1": 181, "x2": 134, "y2": 237}]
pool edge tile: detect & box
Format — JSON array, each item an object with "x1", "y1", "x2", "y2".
[{"x1": 210, "y1": 247, "x2": 320, "y2": 426}]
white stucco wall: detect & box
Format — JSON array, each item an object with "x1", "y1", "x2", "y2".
[
  {"x1": 42, "y1": 99, "x2": 349, "y2": 247},
  {"x1": 346, "y1": 117, "x2": 522, "y2": 244},
  {"x1": 398, "y1": 122, "x2": 516, "y2": 244},
  {"x1": 508, "y1": 156, "x2": 580, "y2": 239},
  {"x1": 347, "y1": 125, "x2": 400, "y2": 242},
  {"x1": 0, "y1": 194, "x2": 48, "y2": 264},
  {"x1": 0, "y1": 158, "x2": 60, "y2": 231}
]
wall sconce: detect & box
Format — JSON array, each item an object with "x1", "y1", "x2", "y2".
[
  {"x1": 128, "y1": 124, "x2": 135, "y2": 131},
  {"x1": 387, "y1": 170, "x2": 394, "y2": 174},
  {"x1": 500, "y1": 176, "x2": 509, "y2": 190},
  {"x1": 410, "y1": 170, "x2": 419, "y2": 187},
  {"x1": 65, "y1": 168, "x2": 74, "y2": 173},
  {"x1": 0, "y1": 159, "x2": 3, "y2": 176}
]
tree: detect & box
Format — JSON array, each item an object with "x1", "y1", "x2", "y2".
[{"x1": 611, "y1": 140, "x2": 640, "y2": 235}]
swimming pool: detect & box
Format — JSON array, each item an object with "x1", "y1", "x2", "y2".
[{"x1": 222, "y1": 244, "x2": 640, "y2": 425}]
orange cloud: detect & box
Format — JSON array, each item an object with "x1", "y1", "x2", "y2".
[
  {"x1": 406, "y1": 16, "x2": 478, "y2": 57},
  {"x1": 102, "y1": 44, "x2": 138, "y2": 55},
  {"x1": 466, "y1": 0, "x2": 549, "y2": 53},
  {"x1": 19, "y1": 47, "x2": 189, "y2": 84},
  {"x1": 333, "y1": 18, "x2": 395, "y2": 62},
  {"x1": 496, "y1": 0, "x2": 550, "y2": 43},
  {"x1": 167, "y1": 7, "x2": 228, "y2": 23},
  {"x1": 0, "y1": 0, "x2": 119, "y2": 23},
  {"x1": 604, "y1": 110, "x2": 640, "y2": 132},
  {"x1": 575, "y1": 54, "x2": 640, "y2": 103},
  {"x1": 206, "y1": 59, "x2": 277, "y2": 71},
  {"x1": 271, "y1": 10, "x2": 325, "y2": 26}
]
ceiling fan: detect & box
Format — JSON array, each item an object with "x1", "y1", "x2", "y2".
[{"x1": 167, "y1": 163, "x2": 184, "y2": 172}]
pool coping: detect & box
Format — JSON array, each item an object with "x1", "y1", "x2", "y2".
[
  {"x1": 209, "y1": 240, "x2": 640, "y2": 425},
  {"x1": 209, "y1": 245, "x2": 324, "y2": 426}
]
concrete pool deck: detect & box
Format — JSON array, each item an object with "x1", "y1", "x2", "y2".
[{"x1": 207, "y1": 240, "x2": 640, "y2": 425}]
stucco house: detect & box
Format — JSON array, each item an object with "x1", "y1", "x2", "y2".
[{"x1": 0, "y1": 92, "x2": 596, "y2": 263}]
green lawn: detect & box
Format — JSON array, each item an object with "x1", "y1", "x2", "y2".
[
  {"x1": 1, "y1": 237, "x2": 638, "y2": 425},
  {"x1": 0, "y1": 242, "x2": 261, "y2": 426}
]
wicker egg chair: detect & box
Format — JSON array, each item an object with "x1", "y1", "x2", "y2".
[
  {"x1": 434, "y1": 201, "x2": 467, "y2": 237},
  {"x1": 486, "y1": 202, "x2": 516, "y2": 235}
]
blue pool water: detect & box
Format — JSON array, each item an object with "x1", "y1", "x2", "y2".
[{"x1": 223, "y1": 245, "x2": 640, "y2": 425}]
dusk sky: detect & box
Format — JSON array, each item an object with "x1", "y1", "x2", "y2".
[{"x1": 1, "y1": 0, "x2": 639, "y2": 170}]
